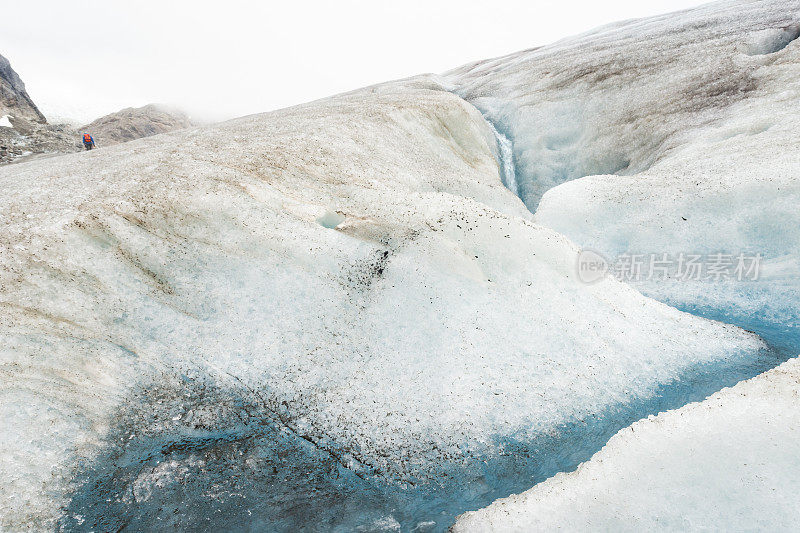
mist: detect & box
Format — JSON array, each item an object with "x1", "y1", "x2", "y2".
[{"x1": 3, "y1": 0, "x2": 706, "y2": 123}]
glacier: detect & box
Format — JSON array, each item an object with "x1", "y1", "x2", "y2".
[
  {"x1": 2, "y1": 0, "x2": 800, "y2": 531},
  {"x1": 446, "y1": 0, "x2": 800, "y2": 212},
  {"x1": 453, "y1": 357, "x2": 800, "y2": 532},
  {"x1": 446, "y1": 0, "x2": 800, "y2": 529},
  {"x1": 2, "y1": 78, "x2": 772, "y2": 531}
]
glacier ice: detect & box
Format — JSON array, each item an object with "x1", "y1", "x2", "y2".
[
  {"x1": 445, "y1": 0, "x2": 800, "y2": 365},
  {"x1": 0, "y1": 77, "x2": 771, "y2": 530},
  {"x1": 532, "y1": 68, "x2": 800, "y2": 352},
  {"x1": 453, "y1": 356, "x2": 800, "y2": 532},
  {"x1": 485, "y1": 119, "x2": 519, "y2": 197},
  {"x1": 3, "y1": 0, "x2": 800, "y2": 530},
  {"x1": 446, "y1": 0, "x2": 800, "y2": 211},
  {"x1": 443, "y1": 0, "x2": 800, "y2": 529}
]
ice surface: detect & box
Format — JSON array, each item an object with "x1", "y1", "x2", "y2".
[
  {"x1": 0, "y1": 115, "x2": 12, "y2": 128},
  {"x1": 447, "y1": 0, "x2": 800, "y2": 211},
  {"x1": 496, "y1": 0, "x2": 800, "y2": 356},
  {"x1": 485, "y1": 119, "x2": 519, "y2": 196},
  {"x1": 443, "y1": 0, "x2": 800, "y2": 529},
  {"x1": 532, "y1": 62, "x2": 800, "y2": 352},
  {"x1": 0, "y1": 76, "x2": 767, "y2": 530},
  {"x1": 5, "y1": 0, "x2": 800, "y2": 529},
  {"x1": 453, "y1": 356, "x2": 800, "y2": 532}
]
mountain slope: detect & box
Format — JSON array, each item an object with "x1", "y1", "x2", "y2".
[
  {"x1": 0, "y1": 55, "x2": 194, "y2": 163},
  {"x1": 0, "y1": 54, "x2": 46, "y2": 123},
  {"x1": 79, "y1": 104, "x2": 194, "y2": 146},
  {"x1": 0, "y1": 54, "x2": 78, "y2": 163}
]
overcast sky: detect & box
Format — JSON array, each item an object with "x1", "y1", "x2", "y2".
[{"x1": 2, "y1": 0, "x2": 707, "y2": 124}]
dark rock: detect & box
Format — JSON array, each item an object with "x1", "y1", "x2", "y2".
[{"x1": 0, "y1": 54, "x2": 46, "y2": 123}]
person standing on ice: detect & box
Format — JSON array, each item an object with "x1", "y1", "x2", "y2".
[{"x1": 82, "y1": 132, "x2": 96, "y2": 150}]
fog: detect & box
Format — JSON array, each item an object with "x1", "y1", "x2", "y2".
[{"x1": 2, "y1": 0, "x2": 705, "y2": 123}]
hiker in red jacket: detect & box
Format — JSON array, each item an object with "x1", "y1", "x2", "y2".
[{"x1": 82, "y1": 133, "x2": 95, "y2": 150}]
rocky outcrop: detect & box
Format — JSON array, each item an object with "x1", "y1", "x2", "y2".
[
  {"x1": 0, "y1": 54, "x2": 79, "y2": 163},
  {"x1": 0, "y1": 122, "x2": 78, "y2": 164},
  {"x1": 80, "y1": 104, "x2": 193, "y2": 146},
  {"x1": 0, "y1": 54, "x2": 46, "y2": 123}
]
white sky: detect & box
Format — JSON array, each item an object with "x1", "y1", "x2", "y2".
[{"x1": 2, "y1": 0, "x2": 707, "y2": 124}]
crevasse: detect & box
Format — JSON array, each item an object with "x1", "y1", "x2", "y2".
[{"x1": 486, "y1": 119, "x2": 519, "y2": 197}]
